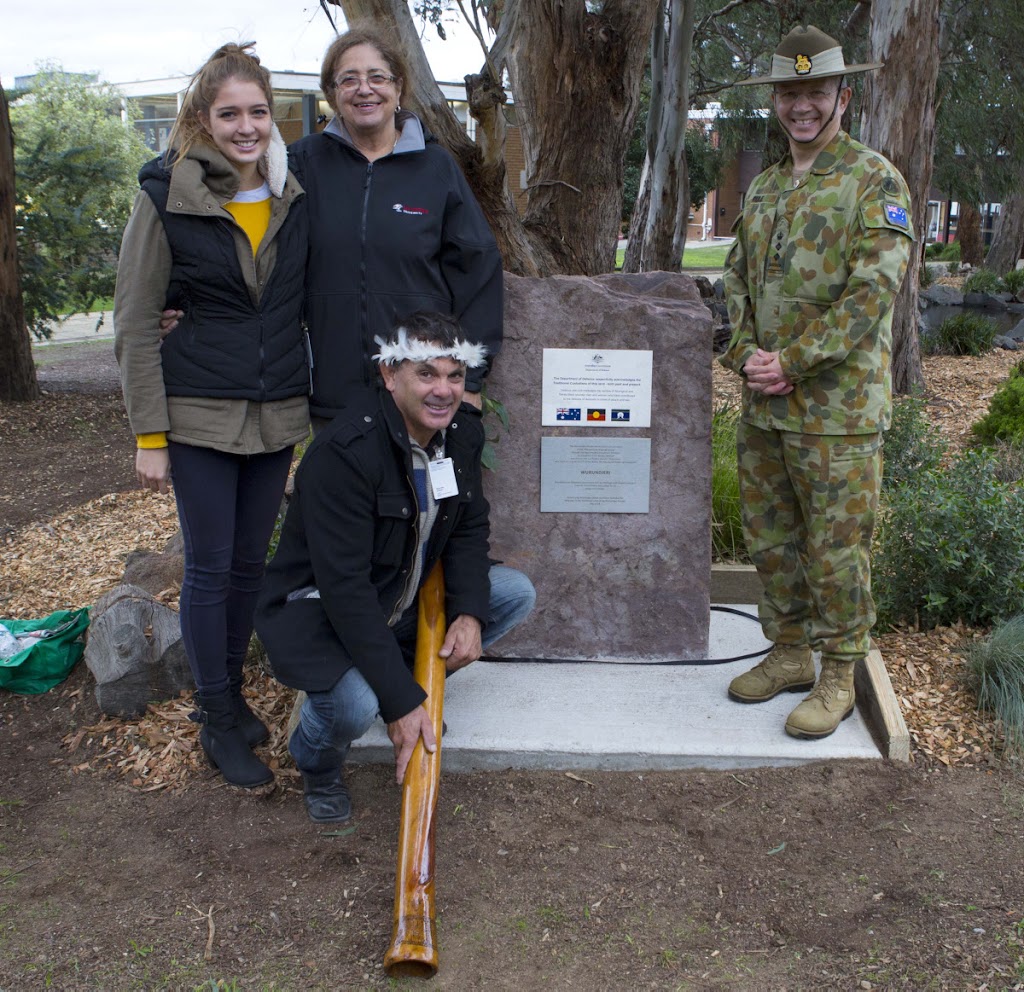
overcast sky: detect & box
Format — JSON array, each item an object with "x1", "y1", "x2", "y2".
[{"x1": 0, "y1": 2, "x2": 485, "y2": 89}]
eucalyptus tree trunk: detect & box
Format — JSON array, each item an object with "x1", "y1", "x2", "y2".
[
  {"x1": 860, "y1": 0, "x2": 941, "y2": 395},
  {"x1": 0, "y1": 83, "x2": 39, "y2": 402},
  {"x1": 504, "y1": 0, "x2": 660, "y2": 274},
  {"x1": 330, "y1": 0, "x2": 658, "y2": 276},
  {"x1": 958, "y1": 201, "x2": 984, "y2": 267},
  {"x1": 623, "y1": 0, "x2": 696, "y2": 273},
  {"x1": 986, "y1": 189, "x2": 1024, "y2": 278}
]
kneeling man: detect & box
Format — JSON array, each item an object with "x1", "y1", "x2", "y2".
[{"x1": 256, "y1": 312, "x2": 535, "y2": 822}]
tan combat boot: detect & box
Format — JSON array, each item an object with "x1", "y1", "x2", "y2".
[
  {"x1": 727, "y1": 644, "x2": 815, "y2": 703},
  {"x1": 784, "y1": 658, "x2": 856, "y2": 739}
]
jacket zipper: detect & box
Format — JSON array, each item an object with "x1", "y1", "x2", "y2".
[{"x1": 359, "y1": 161, "x2": 374, "y2": 388}]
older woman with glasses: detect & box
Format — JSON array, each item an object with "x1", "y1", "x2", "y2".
[{"x1": 289, "y1": 23, "x2": 503, "y2": 425}]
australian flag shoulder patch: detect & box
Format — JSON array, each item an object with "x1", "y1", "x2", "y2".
[{"x1": 884, "y1": 202, "x2": 908, "y2": 228}]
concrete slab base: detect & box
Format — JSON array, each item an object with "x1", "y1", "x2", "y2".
[{"x1": 349, "y1": 605, "x2": 884, "y2": 772}]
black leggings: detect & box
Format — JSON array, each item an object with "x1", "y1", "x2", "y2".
[{"x1": 168, "y1": 441, "x2": 293, "y2": 694}]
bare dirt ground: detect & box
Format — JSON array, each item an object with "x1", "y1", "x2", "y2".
[{"x1": 2, "y1": 342, "x2": 1024, "y2": 991}]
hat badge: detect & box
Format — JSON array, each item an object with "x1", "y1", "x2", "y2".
[{"x1": 794, "y1": 53, "x2": 812, "y2": 75}]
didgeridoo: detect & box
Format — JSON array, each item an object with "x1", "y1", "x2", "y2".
[{"x1": 383, "y1": 561, "x2": 446, "y2": 978}]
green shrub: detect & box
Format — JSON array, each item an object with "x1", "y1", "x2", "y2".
[
  {"x1": 919, "y1": 262, "x2": 933, "y2": 289},
  {"x1": 940, "y1": 241, "x2": 962, "y2": 263},
  {"x1": 965, "y1": 614, "x2": 1024, "y2": 754},
  {"x1": 963, "y1": 268, "x2": 1005, "y2": 294},
  {"x1": 874, "y1": 448, "x2": 1024, "y2": 630},
  {"x1": 973, "y1": 361, "x2": 1024, "y2": 444},
  {"x1": 1003, "y1": 268, "x2": 1024, "y2": 295},
  {"x1": 922, "y1": 312, "x2": 997, "y2": 356},
  {"x1": 710, "y1": 404, "x2": 748, "y2": 562},
  {"x1": 924, "y1": 242, "x2": 946, "y2": 260},
  {"x1": 882, "y1": 392, "x2": 947, "y2": 492}
]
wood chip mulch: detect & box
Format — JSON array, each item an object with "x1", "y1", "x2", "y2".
[{"x1": 3, "y1": 349, "x2": 1022, "y2": 789}]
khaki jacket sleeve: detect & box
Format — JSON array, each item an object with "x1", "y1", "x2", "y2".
[{"x1": 113, "y1": 191, "x2": 172, "y2": 435}]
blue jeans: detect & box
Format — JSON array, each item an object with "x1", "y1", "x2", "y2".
[{"x1": 289, "y1": 565, "x2": 535, "y2": 775}]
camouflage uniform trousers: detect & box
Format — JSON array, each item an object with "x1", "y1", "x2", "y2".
[{"x1": 737, "y1": 419, "x2": 881, "y2": 661}]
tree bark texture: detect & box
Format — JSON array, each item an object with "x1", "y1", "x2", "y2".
[
  {"x1": 860, "y1": 0, "x2": 941, "y2": 396},
  {"x1": 330, "y1": 0, "x2": 549, "y2": 275},
  {"x1": 623, "y1": 0, "x2": 696, "y2": 274},
  {"x1": 986, "y1": 188, "x2": 1024, "y2": 277},
  {"x1": 505, "y1": 0, "x2": 660, "y2": 274},
  {"x1": 0, "y1": 83, "x2": 39, "y2": 402},
  {"x1": 957, "y1": 201, "x2": 984, "y2": 268}
]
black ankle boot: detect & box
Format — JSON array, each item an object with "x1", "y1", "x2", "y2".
[
  {"x1": 228, "y1": 674, "x2": 270, "y2": 747},
  {"x1": 195, "y1": 690, "x2": 273, "y2": 788},
  {"x1": 300, "y1": 769, "x2": 352, "y2": 823}
]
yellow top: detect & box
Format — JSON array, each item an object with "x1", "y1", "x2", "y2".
[{"x1": 224, "y1": 192, "x2": 272, "y2": 259}]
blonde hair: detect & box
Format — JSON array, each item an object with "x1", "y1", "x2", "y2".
[{"x1": 166, "y1": 42, "x2": 273, "y2": 164}]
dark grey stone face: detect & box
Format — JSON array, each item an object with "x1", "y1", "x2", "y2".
[{"x1": 486, "y1": 272, "x2": 713, "y2": 662}]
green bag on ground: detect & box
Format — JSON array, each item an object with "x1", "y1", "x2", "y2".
[{"x1": 0, "y1": 608, "x2": 90, "y2": 695}]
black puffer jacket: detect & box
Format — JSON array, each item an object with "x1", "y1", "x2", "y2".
[
  {"x1": 140, "y1": 155, "x2": 309, "y2": 401},
  {"x1": 254, "y1": 388, "x2": 491, "y2": 722},
  {"x1": 289, "y1": 112, "x2": 503, "y2": 418}
]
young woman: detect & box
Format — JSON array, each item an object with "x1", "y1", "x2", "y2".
[{"x1": 114, "y1": 43, "x2": 309, "y2": 788}]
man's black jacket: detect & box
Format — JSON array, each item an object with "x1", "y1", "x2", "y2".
[{"x1": 255, "y1": 388, "x2": 491, "y2": 722}]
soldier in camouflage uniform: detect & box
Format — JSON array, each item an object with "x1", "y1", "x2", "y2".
[{"x1": 720, "y1": 25, "x2": 915, "y2": 739}]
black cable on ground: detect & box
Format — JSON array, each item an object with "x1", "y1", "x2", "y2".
[{"x1": 481, "y1": 605, "x2": 769, "y2": 667}]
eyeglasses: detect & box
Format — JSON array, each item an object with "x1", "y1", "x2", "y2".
[{"x1": 332, "y1": 72, "x2": 397, "y2": 92}]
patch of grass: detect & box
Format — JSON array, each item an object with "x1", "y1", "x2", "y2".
[
  {"x1": 966, "y1": 615, "x2": 1024, "y2": 753},
  {"x1": 963, "y1": 268, "x2": 1005, "y2": 294},
  {"x1": 613, "y1": 243, "x2": 731, "y2": 272},
  {"x1": 922, "y1": 311, "x2": 997, "y2": 357},
  {"x1": 710, "y1": 404, "x2": 747, "y2": 562},
  {"x1": 1004, "y1": 268, "x2": 1024, "y2": 296},
  {"x1": 682, "y1": 244, "x2": 730, "y2": 270}
]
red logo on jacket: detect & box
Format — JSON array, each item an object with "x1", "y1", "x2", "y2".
[{"x1": 392, "y1": 203, "x2": 429, "y2": 215}]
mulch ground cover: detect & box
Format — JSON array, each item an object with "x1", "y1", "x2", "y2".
[{"x1": 3, "y1": 338, "x2": 1024, "y2": 989}]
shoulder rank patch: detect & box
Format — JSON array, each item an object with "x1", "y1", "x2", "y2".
[
  {"x1": 884, "y1": 203, "x2": 908, "y2": 228},
  {"x1": 882, "y1": 176, "x2": 900, "y2": 196}
]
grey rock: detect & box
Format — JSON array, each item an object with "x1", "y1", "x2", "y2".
[
  {"x1": 964, "y1": 291, "x2": 1007, "y2": 310},
  {"x1": 921, "y1": 284, "x2": 964, "y2": 306},
  {"x1": 993, "y1": 335, "x2": 1019, "y2": 351},
  {"x1": 691, "y1": 275, "x2": 715, "y2": 299},
  {"x1": 85, "y1": 583, "x2": 191, "y2": 717},
  {"x1": 487, "y1": 272, "x2": 711, "y2": 662},
  {"x1": 1006, "y1": 319, "x2": 1024, "y2": 342},
  {"x1": 713, "y1": 278, "x2": 725, "y2": 301}
]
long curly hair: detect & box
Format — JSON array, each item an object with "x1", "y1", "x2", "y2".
[{"x1": 166, "y1": 42, "x2": 273, "y2": 165}]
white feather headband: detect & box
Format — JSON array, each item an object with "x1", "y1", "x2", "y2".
[{"x1": 372, "y1": 327, "x2": 489, "y2": 368}]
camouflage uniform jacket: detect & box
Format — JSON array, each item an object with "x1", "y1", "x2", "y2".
[{"x1": 720, "y1": 130, "x2": 914, "y2": 434}]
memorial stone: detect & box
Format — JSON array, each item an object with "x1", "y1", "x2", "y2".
[{"x1": 486, "y1": 272, "x2": 712, "y2": 662}]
